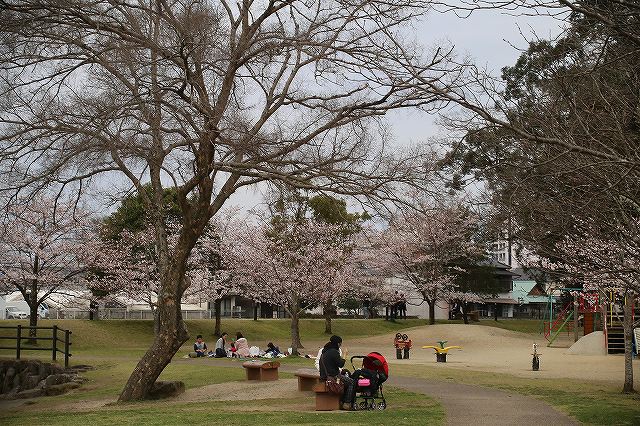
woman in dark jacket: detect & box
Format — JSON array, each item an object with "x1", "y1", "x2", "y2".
[{"x1": 319, "y1": 335, "x2": 355, "y2": 410}]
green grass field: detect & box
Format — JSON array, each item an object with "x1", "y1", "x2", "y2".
[{"x1": 1, "y1": 318, "x2": 638, "y2": 425}]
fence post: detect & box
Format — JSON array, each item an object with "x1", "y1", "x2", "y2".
[
  {"x1": 64, "y1": 330, "x2": 71, "y2": 368},
  {"x1": 52, "y1": 325, "x2": 58, "y2": 361},
  {"x1": 16, "y1": 325, "x2": 22, "y2": 360}
]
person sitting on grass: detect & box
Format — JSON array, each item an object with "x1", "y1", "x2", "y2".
[
  {"x1": 234, "y1": 332, "x2": 251, "y2": 358},
  {"x1": 214, "y1": 332, "x2": 228, "y2": 358},
  {"x1": 192, "y1": 335, "x2": 208, "y2": 357},
  {"x1": 265, "y1": 342, "x2": 281, "y2": 357}
]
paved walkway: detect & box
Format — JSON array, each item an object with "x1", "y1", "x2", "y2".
[
  {"x1": 273, "y1": 363, "x2": 578, "y2": 425},
  {"x1": 387, "y1": 375, "x2": 578, "y2": 425}
]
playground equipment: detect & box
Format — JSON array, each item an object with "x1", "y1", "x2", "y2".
[
  {"x1": 531, "y1": 343, "x2": 540, "y2": 371},
  {"x1": 542, "y1": 288, "x2": 601, "y2": 347},
  {"x1": 393, "y1": 333, "x2": 412, "y2": 359},
  {"x1": 422, "y1": 340, "x2": 462, "y2": 362},
  {"x1": 604, "y1": 291, "x2": 638, "y2": 354}
]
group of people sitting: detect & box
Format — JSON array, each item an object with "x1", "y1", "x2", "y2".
[
  {"x1": 190, "y1": 332, "x2": 283, "y2": 358},
  {"x1": 194, "y1": 331, "x2": 381, "y2": 410}
]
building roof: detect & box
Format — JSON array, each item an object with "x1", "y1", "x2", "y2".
[
  {"x1": 479, "y1": 258, "x2": 520, "y2": 276},
  {"x1": 484, "y1": 297, "x2": 519, "y2": 305}
]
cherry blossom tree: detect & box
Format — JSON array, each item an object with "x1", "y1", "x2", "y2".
[
  {"x1": 87, "y1": 221, "x2": 235, "y2": 335},
  {"x1": 0, "y1": 0, "x2": 458, "y2": 400},
  {"x1": 85, "y1": 228, "x2": 162, "y2": 319},
  {"x1": 188, "y1": 223, "x2": 237, "y2": 337},
  {"x1": 226, "y1": 220, "x2": 360, "y2": 355},
  {"x1": 0, "y1": 196, "x2": 92, "y2": 339},
  {"x1": 373, "y1": 200, "x2": 483, "y2": 324}
]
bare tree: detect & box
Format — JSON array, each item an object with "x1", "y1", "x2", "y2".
[
  {"x1": 440, "y1": 0, "x2": 639, "y2": 392},
  {"x1": 0, "y1": 0, "x2": 462, "y2": 400}
]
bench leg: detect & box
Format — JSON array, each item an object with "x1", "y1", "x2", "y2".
[
  {"x1": 298, "y1": 377, "x2": 319, "y2": 391},
  {"x1": 315, "y1": 393, "x2": 341, "y2": 411},
  {"x1": 260, "y1": 368, "x2": 279, "y2": 381},
  {"x1": 245, "y1": 368, "x2": 261, "y2": 380}
]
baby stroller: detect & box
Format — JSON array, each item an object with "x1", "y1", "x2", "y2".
[{"x1": 349, "y1": 352, "x2": 388, "y2": 410}]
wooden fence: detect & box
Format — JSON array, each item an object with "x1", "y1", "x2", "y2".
[{"x1": 0, "y1": 325, "x2": 72, "y2": 368}]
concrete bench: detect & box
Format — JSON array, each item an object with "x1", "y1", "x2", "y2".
[
  {"x1": 294, "y1": 368, "x2": 321, "y2": 391},
  {"x1": 241, "y1": 360, "x2": 280, "y2": 381},
  {"x1": 312, "y1": 382, "x2": 341, "y2": 411}
]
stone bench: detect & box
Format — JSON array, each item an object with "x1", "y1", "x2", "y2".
[
  {"x1": 294, "y1": 368, "x2": 321, "y2": 391},
  {"x1": 241, "y1": 360, "x2": 280, "y2": 381},
  {"x1": 312, "y1": 382, "x2": 341, "y2": 411}
]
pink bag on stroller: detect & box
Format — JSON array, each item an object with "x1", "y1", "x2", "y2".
[{"x1": 357, "y1": 378, "x2": 371, "y2": 387}]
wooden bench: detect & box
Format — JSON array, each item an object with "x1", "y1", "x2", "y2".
[
  {"x1": 312, "y1": 382, "x2": 341, "y2": 411},
  {"x1": 294, "y1": 368, "x2": 321, "y2": 391},
  {"x1": 241, "y1": 360, "x2": 280, "y2": 381}
]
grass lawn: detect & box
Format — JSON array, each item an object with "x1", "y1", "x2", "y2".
[
  {"x1": 0, "y1": 386, "x2": 444, "y2": 426},
  {"x1": 1, "y1": 318, "x2": 639, "y2": 425},
  {"x1": 436, "y1": 318, "x2": 547, "y2": 335},
  {"x1": 1, "y1": 318, "x2": 429, "y2": 357}
]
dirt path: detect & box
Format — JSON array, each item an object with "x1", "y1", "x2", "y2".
[{"x1": 387, "y1": 375, "x2": 578, "y2": 425}]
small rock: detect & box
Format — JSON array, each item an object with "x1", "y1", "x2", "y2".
[
  {"x1": 23, "y1": 374, "x2": 42, "y2": 390},
  {"x1": 3, "y1": 367, "x2": 16, "y2": 393},
  {"x1": 44, "y1": 382, "x2": 81, "y2": 396},
  {"x1": 15, "y1": 388, "x2": 45, "y2": 399},
  {"x1": 44, "y1": 374, "x2": 75, "y2": 388}
]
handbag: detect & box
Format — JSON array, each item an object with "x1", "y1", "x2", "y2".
[
  {"x1": 320, "y1": 352, "x2": 345, "y2": 395},
  {"x1": 326, "y1": 375, "x2": 345, "y2": 395}
]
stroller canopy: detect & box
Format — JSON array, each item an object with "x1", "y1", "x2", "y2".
[{"x1": 363, "y1": 352, "x2": 389, "y2": 377}]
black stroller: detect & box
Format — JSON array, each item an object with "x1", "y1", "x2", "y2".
[{"x1": 349, "y1": 352, "x2": 388, "y2": 410}]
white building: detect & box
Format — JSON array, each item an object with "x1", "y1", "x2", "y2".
[
  {"x1": 488, "y1": 239, "x2": 520, "y2": 268},
  {"x1": 387, "y1": 277, "x2": 449, "y2": 320}
]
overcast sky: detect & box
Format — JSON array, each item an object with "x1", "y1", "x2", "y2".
[
  {"x1": 223, "y1": 8, "x2": 564, "y2": 212},
  {"x1": 90, "y1": 8, "x2": 564, "y2": 216},
  {"x1": 389, "y1": 8, "x2": 564, "y2": 144}
]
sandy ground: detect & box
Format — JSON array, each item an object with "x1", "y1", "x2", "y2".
[
  {"x1": 340, "y1": 324, "x2": 638, "y2": 382},
  {"x1": 175, "y1": 378, "x2": 301, "y2": 403}
]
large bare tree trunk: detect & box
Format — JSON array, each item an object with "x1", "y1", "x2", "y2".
[
  {"x1": 27, "y1": 303, "x2": 38, "y2": 344},
  {"x1": 462, "y1": 302, "x2": 470, "y2": 325},
  {"x1": 27, "y1": 276, "x2": 38, "y2": 343},
  {"x1": 622, "y1": 293, "x2": 635, "y2": 393},
  {"x1": 119, "y1": 271, "x2": 189, "y2": 401}
]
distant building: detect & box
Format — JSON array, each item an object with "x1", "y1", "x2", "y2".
[
  {"x1": 488, "y1": 238, "x2": 518, "y2": 267},
  {"x1": 487, "y1": 236, "x2": 537, "y2": 270},
  {"x1": 386, "y1": 276, "x2": 450, "y2": 320},
  {"x1": 482, "y1": 268, "x2": 549, "y2": 319}
]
